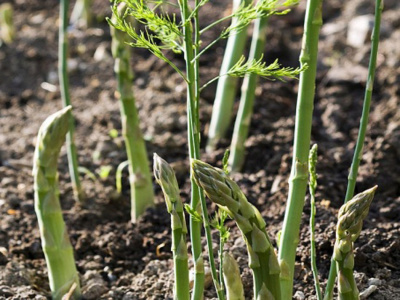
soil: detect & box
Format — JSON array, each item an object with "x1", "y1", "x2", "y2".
[{"x1": 0, "y1": 0, "x2": 399, "y2": 299}]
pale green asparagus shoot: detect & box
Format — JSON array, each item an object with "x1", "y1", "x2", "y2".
[
  {"x1": 154, "y1": 154, "x2": 190, "y2": 300},
  {"x1": 308, "y1": 144, "x2": 322, "y2": 300},
  {"x1": 324, "y1": 1, "x2": 383, "y2": 297},
  {"x1": 70, "y1": 0, "x2": 92, "y2": 28},
  {"x1": 206, "y1": 0, "x2": 252, "y2": 153},
  {"x1": 0, "y1": 3, "x2": 15, "y2": 45},
  {"x1": 229, "y1": 0, "x2": 299, "y2": 172},
  {"x1": 110, "y1": 3, "x2": 154, "y2": 222},
  {"x1": 333, "y1": 186, "x2": 377, "y2": 300},
  {"x1": 223, "y1": 252, "x2": 245, "y2": 300},
  {"x1": 192, "y1": 159, "x2": 280, "y2": 300},
  {"x1": 33, "y1": 106, "x2": 81, "y2": 300}
]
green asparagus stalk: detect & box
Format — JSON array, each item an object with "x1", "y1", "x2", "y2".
[
  {"x1": 333, "y1": 186, "x2": 377, "y2": 300},
  {"x1": 33, "y1": 106, "x2": 81, "y2": 300},
  {"x1": 278, "y1": 0, "x2": 322, "y2": 298},
  {"x1": 222, "y1": 252, "x2": 245, "y2": 300},
  {"x1": 308, "y1": 144, "x2": 322, "y2": 300},
  {"x1": 0, "y1": 3, "x2": 15, "y2": 45},
  {"x1": 71, "y1": 0, "x2": 92, "y2": 28},
  {"x1": 206, "y1": 0, "x2": 252, "y2": 153},
  {"x1": 59, "y1": 0, "x2": 84, "y2": 202},
  {"x1": 153, "y1": 154, "x2": 190, "y2": 300},
  {"x1": 192, "y1": 159, "x2": 281, "y2": 300},
  {"x1": 178, "y1": 1, "x2": 224, "y2": 298},
  {"x1": 228, "y1": 14, "x2": 268, "y2": 172},
  {"x1": 324, "y1": 1, "x2": 383, "y2": 298},
  {"x1": 110, "y1": 3, "x2": 154, "y2": 223}
]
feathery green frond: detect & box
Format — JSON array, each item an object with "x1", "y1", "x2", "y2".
[
  {"x1": 228, "y1": 56, "x2": 305, "y2": 80},
  {"x1": 222, "y1": 0, "x2": 298, "y2": 38},
  {"x1": 108, "y1": 3, "x2": 187, "y2": 80}
]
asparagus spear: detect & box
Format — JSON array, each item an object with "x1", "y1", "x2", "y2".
[
  {"x1": 223, "y1": 252, "x2": 245, "y2": 300},
  {"x1": 333, "y1": 186, "x2": 377, "y2": 300},
  {"x1": 192, "y1": 159, "x2": 280, "y2": 300},
  {"x1": 0, "y1": 3, "x2": 15, "y2": 45},
  {"x1": 308, "y1": 145, "x2": 322, "y2": 300},
  {"x1": 33, "y1": 106, "x2": 81, "y2": 300},
  {"x1": 110, "y1": 3, "x2": 154, "y2": 223},
  {"x1": 206, "y1": 0, "x2": 252, "y2": 153},
  {"x1": 154, "y1": 154, "x2": 190, "y2": 300}
]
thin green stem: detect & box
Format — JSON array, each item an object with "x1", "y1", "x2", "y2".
[
  {"x1": 278, "y1": 0, "x2": 323, "y2": 299},
  {"x1": 178, "y1": 1, "x2": 225, "y2": 298},
  {"x1": 308, "y1": 145, "x2": 322, "y2": 300},
  {"x1": 199, "y1": 14, "x2": 234, "y2": 35},
  {"x1": 191, "y1": 35, "x2": 223, "y2": 64},
  {"x1": 228, "y1": 15, "x2": 268, "y2": 172},
  {"x1": 206, "y1": 0, "x2": 252, "y2": 153},
  {"x1": 59, "y1": 0, "x2": 84, "y2": 202},
  {"x1": 116, "y1": 160, "x2": 129, "y2": 194},
  {"x1": 324, "y1": 1, "x2": 382, "y2": 298}
]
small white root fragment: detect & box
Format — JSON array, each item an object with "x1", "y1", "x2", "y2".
[{"x1": 360, "y1": 285, "x2": 378, "y2": 299}]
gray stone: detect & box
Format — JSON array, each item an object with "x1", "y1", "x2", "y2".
[
  {"x1": 293, "y1": 290, "x2": 305, "y2": 300},
  {"x1": 347, "y1": 15, "x2": 374, "y2": 48}
]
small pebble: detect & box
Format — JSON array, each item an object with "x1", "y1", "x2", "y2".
[
  {"x1": 82, "y1": 283, "x2": 108, "y2": 300},
  {"x1": 0, "y1": 285, "x2": 14, "y2": 297},
  {"x1": 347, "y1": 15, "x2": 374, "y2": 48},
  {"x1": 293, "y1": 290, "x2": 305, "y2": 300},
  {"x1": 368, "y1": 278, "x2": 382, "y2": 286}
]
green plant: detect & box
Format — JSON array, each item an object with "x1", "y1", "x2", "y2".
[
  {"x1": 192, "y1": 159, "x2": 281, "y2": 299},
  {"x1": 0, "y1": 3, "x2": 15, "y2": 46},
  {"x1": 333, "y1": 187, "x2": 377, "y2": 300},
  {"x1": 33, "y1": 106, "x2": 80, "y2": 300},
  {"x1": 108, "y1": 0, "x2": 382, "y2": 299},
  {"x1": 308, "y1": 144, "x2": 322, "y2": 300},
  {"x1": 110, "y1": 1, "x2": 300, "y2": 298},
  {"x1": 324, "y1": 1, "x2": 383, "y2": 298},
  {"x1": 278, "y1": 0, "x2": 322, "y2": 297},
  {"x1": 228, "y1": 0, "x2": 296, "y2": 172},
  {"x1": 222, "y1": 252, "x2": 245, "y2": 300},
  {"x1": 154, "y1": 154, "x2": 190, "y2": 300},
  {"x1": 71, "y1": 0, "x2": 93, "y2": 28},
  {"x1": 110, "y1": 3, "x2": 154, "y2": 222},
  {"x1": 206, "y1": 0, "x2": 252, "y2": 153},
  {"x1": 59, "y1": 0, "x2": 84, "y2": 202}
]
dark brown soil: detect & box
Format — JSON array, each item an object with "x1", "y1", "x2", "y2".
[{"x1": 0, "y1": 0, "x2": 399, "y2": 299}]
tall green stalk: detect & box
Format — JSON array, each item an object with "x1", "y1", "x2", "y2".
[
  {"x1": 154, "y1": 154, "x2": 189, "y2": 300},
  {"x1": 324, "y1": 1, "x2": 383, "y2": 298},
  {"x1": 33, "y1": 106, "x2": 81, "y2": 300},
  {"x1": 178, "y1": 1, "x2": 224, "y2": 298},
  {"x1": 110, "y1": 4, "x2": 154, "y2": 223},
  {"x1": 206, "y1": 0, "x2": 252, "y2": 153},
  {"x1": 228, "y1": 15, "x2": 268, "y2": 172},
  {"x1": 277, "y1": 0, "x2": 322, "y2": 298},
  {"x1": 59, "y1": 0, "x2": 84, "y2": 202}
]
